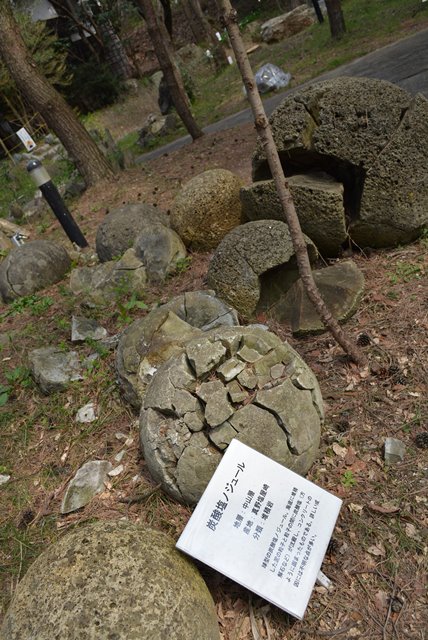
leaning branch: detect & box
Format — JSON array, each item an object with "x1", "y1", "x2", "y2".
[{"x1": 216, "y1": 0, "x2": 366, "y2": 367}]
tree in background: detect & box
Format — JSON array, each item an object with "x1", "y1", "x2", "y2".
[
  {"x1": 180, "y1": 0, "x2": 229, "y2": 70},
  {"x1": 0, "y1": 0, "x2": 115, "y2": 186},
  {"x1": 136, "y1": 0, "x2": 203, "y2": 140},
  {"x1": 325, "y1": 0, "x2": 346, "y2": 39}
]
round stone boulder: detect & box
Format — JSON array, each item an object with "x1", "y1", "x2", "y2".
[
  {"x1": 0, "y1": 240, "x2": 71, "y2": 303},
  {"x1": 170, "y1": 169, "x2": 244, "y2": 250},
  {"x1": 116, "y1": 290, "x2": 239, "y2": 410},
  {"x1": 1, "y1": 521, "x2": 220, "y2": 640},
  {"x1": 140, "y1": 326, "x2": 324, "y2": 504},
  {"x1": 207, "y1": 220, "x2": 317, "y2": 317},
  {"x1": 134, "y1": 221, "x2": 187, "y2": 283},
  {"x1": 252, "y1": 77, "x2": 428, "y2": 248},
  {"x1": 96, "y1": 203, "x2": 170, "y2": 262}
]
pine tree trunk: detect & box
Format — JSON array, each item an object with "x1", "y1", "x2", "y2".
[
  {"x1": 216, "y1": 0, "x2": 366, "y2": 367},
  {"x1": 325, "y1": 0, "x2": 346, "y2": 39},
  {"x1": 98, "y1": 20, "x2": 134, "y2": 80},
  {"x1": 0, "y1": 0, "x2": 115, "y2": 187},
  {"x1": 137, "y1": 0, "x2": 203, "y2": 140}
]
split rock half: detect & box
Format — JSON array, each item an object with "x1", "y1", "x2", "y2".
[{"x1": 140, "y1": 326, "x2": 324, "y2": 504}]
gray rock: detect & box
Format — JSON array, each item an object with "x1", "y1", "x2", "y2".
[
  {"x1": 384, "y1": 437, "x2": 406, "y2": 464},
  {"x1": 241, "y1": 174, "x2": 347, "y2": 257},
  {"x1": 272, "y1": 260, "x2": 365, "y2": 335},
  {"x1": 134, "y1": 221, "x2": 186, "y2": 283},
  {"x1": 96, "y1": 203, "x2": 170, "y2": 262},
  {"x1": 207, "y1": 220, "x2": 317, "y2": 317},
  {"x1": 140, "y1": 326, "x2": 323, "y2": 504},
  {"x1": 217, "y1": 358, "x2": 246, "y2": 382},
  {"x1": 253, "y1": 77, "x2": 428, "y2": 248},
  {"x1": 69, "y1": 248, "x2": 147, "y2": 305},
  {"x1": 260, "y1": 5, "x2": 315, "y2": 42},
  {"x1": 186, "y1": 339, "x2": 226, "y2": 378},
  {"x1": 0, "y1": 240, "x2": 71, "y2": 302},
  {"x1": 29, "y1": 346, "x2": 83, "y2": 394},
  {"x1": 71, "y1": 316, "x2": 108, "y2": 342},
  {"x1": 171, "y1": 169, "x2": 244, "y2": 250},
  {"x1": 138, "y1": 112, "x2": 177, "y2": 148},
  {"x1": 60, "y1": 460, "x2": 112, "y2": 513},
  {"x1": 75, "y1": 402, "x2": 97, "y2": 423},
  {"x1": 116, "y1": 291, "x2": 239, "y2": 410},
  {"x1": 1, "y1": 521, "x2": 220, "y2": 640}
]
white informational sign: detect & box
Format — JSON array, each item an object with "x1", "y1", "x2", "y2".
[
  {"x1": 177, "y1": 440, "x2": 342, "y2": 620},
  {"x1": 16, "y1": 127, "x2": 36, "y2": 152}
]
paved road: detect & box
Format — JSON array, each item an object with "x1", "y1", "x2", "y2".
[{"x1": 137, "y1": 28, "x2": 428, "y2": 163}]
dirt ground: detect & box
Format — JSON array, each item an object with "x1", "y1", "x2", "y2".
[{"x1": 0, "y1": 121, "x2": 427, "y2": 639}]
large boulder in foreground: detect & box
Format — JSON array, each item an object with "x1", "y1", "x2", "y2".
[
  {"x1": 1, "y1": 521, "x2": 220, "y2": 640},
  {"x1": 0, "y1": 240, "x2": 70, "y2": 302},
  {"x1": 116, "y1": 290, "x2": 239, "y2": 410},
  {"x1": 171, "y1": 169, "x2": 244, "y2": 250},
  {"x1": 140, "y1": 326, "x2": 324, "y2": 504},
  {"x1": 252, "y1": 77, "x2": 428, "y2": 248},
  {"x1": 96, "y1": 203, "x2": 169, "y2": 262},
  {"x1": 207, "y1": 220, "x2": 317, "y2": 317}
]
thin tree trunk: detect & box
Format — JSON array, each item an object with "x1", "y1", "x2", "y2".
[
  {"x1": 0, "y1": 0, "x2": 115, "y2": 187},
  {"x1": 187, "y1": 0, "x2": 229, "y2": 70},
  {"x1": 325, "y1": 0, "x2": 346, "y2": 39},
  {"x1": 216, "y1": 0, "x2": 366, "y2": 367},
  {"x1": 137, "y1": 0, "x2": 203, "y2": 140}
]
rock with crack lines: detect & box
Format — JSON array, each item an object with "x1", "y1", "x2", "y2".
[{"x1": 140, "y1": 326, "x2": 324, "y2": 504}]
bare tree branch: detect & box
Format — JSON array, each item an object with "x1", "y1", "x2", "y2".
[{"x1": 216, "y1": 0, "x2": 366, "y2": 367}]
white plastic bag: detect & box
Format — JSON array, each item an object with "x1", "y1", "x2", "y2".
[{"x1": 255, "y1": 63, "x2": 291, "y2": 94}]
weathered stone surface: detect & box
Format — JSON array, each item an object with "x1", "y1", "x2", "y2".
[
  {"x1": 171, "y1": 169, "x2": 244, "y2": 250},
  {"x1": 217, "y1": 358, "x2": 246, "y2": 382},
  {"x1": 207, "y1": 220, "x2": 317, "y2": 317},
  {"x1": 134, "y1": 221, "x2": 187, "y2": 283},
  {"x1": 140, "y1": 327, "x2": 323, "y2": 504},
  {"x1": 96, "y1": 202, "x2": 170, "y2": 262},
  {"x1": 1, "y1": 521, "x2": 220, "y2": 640},
  {"x1": 116, "y1": 291, "x2": 239, "y2": 410},
  {"x1": 71, "y1": 316, "x2": 108, "y2": 342},
  {"x1": 260, "y1": 5, "x2": 315, "y2": 43},
  {"x1": 0, "y1": 230, "x2": 12, "y2": 254},
  {"x1": 273, "y1": 260, "x2": 365, "y2": 335},
  {"x1": 69, "y1": 248, "x2": 147, "y2": 305},
  {"x1": 241, "y1": 174, "x2": 347, "y2": 257},
  {"x1": 61, "y1": 460, "x2": 112, "y2": 513},
  {"x1": 29, "y1": 346, "x2": 83, "y2": 394},
  {"x1": 252, "y1": 77, "x2": 428, "y2": 248},
  {"x1": 0, "y1": 240, "x2": 70, "y2": 302},
  {"x1": 186, "y1": 339, "x2": 226, "y2": 378}
]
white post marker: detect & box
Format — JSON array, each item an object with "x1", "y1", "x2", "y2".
[
  {"x1": 16, "y1": 127, "x2": 36, "y2": 152},
  {"x1": 177, "y1": 440, "x2": 342, "y2": 620}
]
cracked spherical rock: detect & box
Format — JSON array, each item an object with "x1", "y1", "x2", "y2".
[
  {"x1": 0, "y1": 240, "x2": 71, "y2": 303},
  {"x1": 133, "y1": 221, "x2": 187, "y2": 283},
  {"x1": 1, "y1": 521, "x2": 220, "y2": 640},
  {"x1": 252, "y1": 77, "x2": 428, "y2": 248},
  {"x1": 116, "y1": 290, "x2": 239, "y2": 410},
  {"x1": 140, "y1": 326, "x2": 324, "y2": 504},
  {"x1": 96, "y1": 203, "x2": 170, "y2": 262},
  {"x1": 207, "y1": 220, "x2": 317, "y2": 317},
  {"x1": 171, "y1": 169, "x2": 244, "y2": 250}
]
